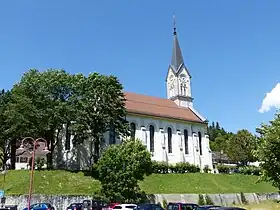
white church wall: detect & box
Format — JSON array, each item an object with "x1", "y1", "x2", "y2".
[{"x1": 125, "y1": 114, "x2": 213, "y2": 169}]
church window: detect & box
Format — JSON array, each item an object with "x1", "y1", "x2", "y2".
[
  {"x1": 130, "y1": 122, "x2": 136, "y2": 139},
  {"x1": 167, "y1": 127, "x2": 172, "y2": 153},
  {"x1": 184, "y1": 129, "x2": 189, "y2": 154},
  {"x1": 149, "y1": 125, "x2": 155, "y2": 152},
  {"x1": 198, "y1": 131, "x2": 202, "y2": 155},
  {"x1": 109, "y1": 126, "x2": 116, "y2": 144}
]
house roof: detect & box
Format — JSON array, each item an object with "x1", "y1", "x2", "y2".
[{"x1": 124, "y1": 92, "x2": 205, "y2": 124}]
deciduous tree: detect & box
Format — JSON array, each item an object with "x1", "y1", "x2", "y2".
[
  {"x1": 226, "y1": 129, "x2": 257, "y2": 165},
  {"x1": 256, "y1": 111, "x2": 280, "y2": 189},
  {"x1": 94, "y1": 138, "x2": 152, "y2": 203}
]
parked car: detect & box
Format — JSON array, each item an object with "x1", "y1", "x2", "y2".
[
  {"x1": 167, "y1": 202, "x2": 199, "y2": 210},
  {"x1": 22, "y1": 203, "x2": 55, "y2": 210},
  {"x1": 103, "y1": 203, "x2": 120, "y2": 210},
  {"x1": 195, "y1": 205, "x2": 221, "y2": 210},
  {"x1": 82, "y1": 200, "x2": 111, "y2": 210},
  {"x1": 112, "y1": 204, "x2": 137, "y2": 210},
  {"x1": 66, "y1": 203, "x2": 83, "y2": 210},
  {"x1": 135, "y1": 204, "x2": 164, "y2": 210}
]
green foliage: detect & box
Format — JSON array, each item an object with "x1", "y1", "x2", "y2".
[
  {"x1": 0, "y1": 89, "x2": 12, "y2": 169},
  {"x1": 227, "y1": 129, "x2": 258, "y2": 165},
  {"x1": 4, "y1": 69, "x2": 128, "y2": 168},
  {"x1": 35, "y1": 157, "x2": 46, "y2": 170},
  {"x1": 151, "y1": 161, "x2": 200, "y2": 174},
  {"x1": 239, "y1": 166, "x2": 261, "y2": 176},
  {"x1": 217, "y1": 165, "x2": 232, "y2": 174},
  {"x1": 240, "y1": 192, "x2": 248, "y2": 204},
  {"x1": 256, "y1": 112, "x2": 280, "y2": 189},
  {"x1": 94, "y1": 138, "x2": 152, "y2": 203},
  {"x1": 198, "y1": 194, "x2": 205, "y2": 205},
  {"x1": 205, "y1": 194, "x2": 214, "y2": 205},
  {"x1": 203, "y1": 165, "x2": 211, "y2": 173}
]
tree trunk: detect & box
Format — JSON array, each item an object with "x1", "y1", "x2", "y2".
[{"x1": 10, "y1": 138, "x2": 17, "y2": 170}]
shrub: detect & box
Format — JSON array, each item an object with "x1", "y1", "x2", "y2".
[
  {"x1": 152, "y1": 161, "x2": 169, "y2": 174},
  {"x1": 239, "y1": 166, "x2": 261, "y2": 176},
  {"x1": 152, "y1": 161, "x2": 200, "y2": 174},
  {"x1": 205, "y1": 194, "x2": 214, "y2": 205},
  {"x1": 217, "y1": 165, "x2": 231, "y2": 174},
  {"x1": 203, "y1": 165, "x2": 211, "y2": 173},
  {"x1": 240, "y1": 192, "x2": 248, "y2": 204},
  {"x1": 198, "y1": 194, "x2": 205, "y2": 205},
  {"x1": 35, "y1": 157, "x2": 46, "y2": 170}
]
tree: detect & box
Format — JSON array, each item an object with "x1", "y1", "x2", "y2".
[
  {"x1": 256, "y1": 111, "x2": 280, "y2": 189},
  {"x1": 94, "y1": 138, "x2": 152, "y2": 203},
  {"x1": 5, "y1": 69, "x2": 75, "y2": 168},
  {"x1": 226, "y1": 129, "x2": 257, "y2": 165},
  {"x1": 5, "y1": 69, "x2": 129, "y2": 169},
  {"x1": 0, "y1": 89, "x2": 12, "y2": 169},
  {"x1": 70, "y1": 72, "x2": 129, "y2": 166}
]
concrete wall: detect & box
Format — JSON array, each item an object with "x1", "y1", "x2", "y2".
[{"x1": 4, "y1": 193, "x2": 280, "y2": 210}]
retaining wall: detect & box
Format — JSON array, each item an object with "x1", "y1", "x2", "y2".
[{"x1": 4, "y1": 193, "x2": 280, "y2": 210}]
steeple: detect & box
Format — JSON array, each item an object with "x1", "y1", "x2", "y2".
[
  {"x1": 171, "y1": 16, "x2": 184, "y2": 72},
  {"x1": 166, "y1": 16, "x2": 193, "y2": 108}
]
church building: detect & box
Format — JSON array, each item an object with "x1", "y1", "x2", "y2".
[
  {"x1": 15, "y1": 20, "x2": 213, "y2": 171},
  {"x1": 122, "y1": 22, "x2": 213, "y2": 169}
]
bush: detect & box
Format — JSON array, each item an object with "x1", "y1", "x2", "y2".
[
  {"x1": 205, "y1": 194, "x2": 214, "y2": 205},
  {"x1": 203, "y1": 165, "x2": 211, "y2": 173},
  {"x1": 239, "y1": 166, "x2": 261, "y2": 176},
  {"x1": 217, "y1": 165, "x2": 232, "y2": 174},
  {"x1": 240, "y1": 192, "x2": 248, "y2": 205},
  {"x1": 35, "y1": 157, "x2": 46, "y2": 170},
  {"x1": 152, "y1": 161, "x2": 169, "y2": 174},
  {"x1": 151, "y1": 162, "x2": 200, "y2": 174},
  {"x1": 198, "y1": 194, "x2": 205, "y2": 205}
]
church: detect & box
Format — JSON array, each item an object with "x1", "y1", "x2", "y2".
[
  {"x1": 15, "y1": 21, "x2": 213, "y2": 171},
  {"x1": 122, "y1": 23, "x2": 213, "y2": 170}
]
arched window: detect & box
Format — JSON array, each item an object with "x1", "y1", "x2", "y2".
[
  {"x1": 130, "y1": 122, "x2": 136, "y2": 139},
  {"x1": 109, "y1": 126, "x2": 116, "y2": 145},
  {"x1": 149, "y1": 125, "x2": 155, "y2": 152},
  {"x1": 184, "y1": 129, "x2": 189, "y2": 154},
  {"x1": 198, "y1": 131, "x2": 202, "y2": 155},
  {"x1": 167, "y1": 127, "x2": 172, "y2": 153}
]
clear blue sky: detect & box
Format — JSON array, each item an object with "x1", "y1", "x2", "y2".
[{"x1": 0, "y1": 0, "x2": 279, "y2": 133}]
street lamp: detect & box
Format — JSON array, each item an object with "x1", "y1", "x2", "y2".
[{"x1": 16, "y1": 137, "x2": 50, "y2": 210}]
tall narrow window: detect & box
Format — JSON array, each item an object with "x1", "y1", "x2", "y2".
[
  {"x1": 184, "y1": 129, "x2": 189, "y2": 154},
  {"x1": 167, "y1": 127, "x2": 172, "y2": 153},
  {"x1": 130, "y1": 122, "x2": 136, "y2": 139},
  {"x1": 109, "y1": 126, "x2": 116, "y2": 144},
  {"x1": 65, "y1": 123, "x2": 71, "y2": 150},
  {"x1": 149, "y1": 125, "x2": 155, "y2": 152},
  {"x1": 198, "y1": 131, "x2": 202, "y2": 155}
]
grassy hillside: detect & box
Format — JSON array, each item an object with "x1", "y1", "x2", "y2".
[{"x1": 0, "y1": 170, "x2": 277, "y2": 195}]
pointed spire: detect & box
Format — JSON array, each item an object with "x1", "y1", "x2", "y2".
[{"x1": 171, "y1": 15, "x2": 184, "y2": 72}]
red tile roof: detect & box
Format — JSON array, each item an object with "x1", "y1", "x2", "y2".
[{"x1": 124, "y1": 92, "x2": 205, "y2": 124}]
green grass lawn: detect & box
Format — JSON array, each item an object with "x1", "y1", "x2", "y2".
[{"x1": 0, "y1": 170, "x2": 277, "y2": 195}]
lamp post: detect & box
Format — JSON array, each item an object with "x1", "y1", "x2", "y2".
[{"x1": 16, "y1": 137, "x2": 50, "y2": 210}]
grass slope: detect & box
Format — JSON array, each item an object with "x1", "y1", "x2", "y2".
[{"x1": 0, "y1": 170, "x2": 277, "y2": 195}]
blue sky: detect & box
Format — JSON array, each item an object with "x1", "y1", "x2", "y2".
[{"x1": 0, "y1": 0, "x2": 280, "y2": 133}]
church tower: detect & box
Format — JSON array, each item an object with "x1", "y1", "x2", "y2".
[{"x1": 166, "y1": 17, "x2": 193, "y2": 108}]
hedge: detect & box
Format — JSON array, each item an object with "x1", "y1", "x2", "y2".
[
  {"x1": 217, "y1": 165, "x2": 261, "y2": 176},
  {"x1": 152, "y1": 161, "x2": 200, "y2": 174}
]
